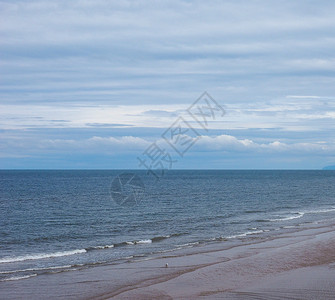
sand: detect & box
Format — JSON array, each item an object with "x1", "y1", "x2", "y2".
[{"x1": 1, "y1": 221, "x2": 335, "y2": 299}]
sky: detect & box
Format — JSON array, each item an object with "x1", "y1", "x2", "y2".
[{"x1": 1, "y1": 0, "x2": 335, "y2": 169}]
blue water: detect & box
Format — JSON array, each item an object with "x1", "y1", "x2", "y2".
[{"x1": 1, "y1": 170, "x2": 335, "y2": 282}]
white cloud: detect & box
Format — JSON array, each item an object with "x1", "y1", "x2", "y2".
[
  {"x1": 30, "y1": 134, "x2": 335, "y2": 155},
  {"x1": 195, "y1": 134, "x2": 334, "y2": 154},
  {"x1": 2, "y1": 95, "x2": 335, "y2": 130},
  {"x1": 38, "y1": 135, "x2": 151, "y2": 153}
]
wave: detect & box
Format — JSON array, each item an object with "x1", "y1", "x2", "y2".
[
  {"x1": 254, "y1": 207, "x2": 335, "y2": 224},
  {"x1": 0, "y1": 249, "x2": 86, "y2": 264},
  {"x1": 0, "y1": 264, "x2": 73, "y2": 275},
  {"x1": 269, "y1": 212, "x2": 305, "y2": 222},
  {"x1": 114, "y1": 239, "x2": 152, "y2": 246},
  {"x1": 135, "y1": 239, "x2": 152, "y2": 244},
  {"x1": 152, "y1": 235, "x2": 171, "y2": 242},
  {"x1": 176, "y1": 230, "x2": 266, "y2": 248},
  {"x1": 177, "y1": 241, "x2": 200, "y2": 247},
  {"x1": 1, "y1": 274, "x2": 37, "y2": 282},
  {"x1": 86, "y1": 234, "x2": 184, "y2": 251},
  {"x1": 86, "y1": 245, "x2": 114, "y2": 251},
  {"x1": 0, "y1": 233, "x2": 183, "y2": 265},
  {"x1": 306, "y1": 207, "x2": 335, "y2": 214},
  {"x1": 112, "y1": 233, "x2": 183, "y2": 248},
  {"x1": 227, "y1": 230, "x2": 264, "y2": 239},
  {"x1": 86, "y1": 234, "x2": 183, "y2": 250}
]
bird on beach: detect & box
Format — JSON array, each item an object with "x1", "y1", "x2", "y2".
[{"x1": 165, "y1": 263, "x2": 168, "y2": 268}]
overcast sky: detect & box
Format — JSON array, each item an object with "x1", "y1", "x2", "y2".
[{"x1": 1, "y1": 0, "x2": 335, "y2": 169}]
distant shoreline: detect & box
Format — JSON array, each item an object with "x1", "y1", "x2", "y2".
[{"x1": 323, "y1": 165, "x2": 335, "y2": 170}]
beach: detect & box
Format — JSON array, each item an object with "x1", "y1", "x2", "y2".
[
  {"x1": 2, "y1": 0, "x2": 335, "y2": 298},
  {"x1": 1, "y1": 220, "x2": 335, "y2": 299}
]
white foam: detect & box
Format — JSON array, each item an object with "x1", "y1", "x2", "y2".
[
  {"x1": 124, "y1": 239, "x2": 152, "y2": 245},
  {"x1": 93, "y1": 245, "x2": 114, "y2": 249},
  {"x1": 307, "y1": 208, "x2": 335, "y2": 214},
  {"x1": 227, "y1": 230, "x2": 264, "y2": 239},
  {"x1": 1, "y1": 274, "x2": 37, "y2": 281},
  {"x1": 135, "y1": 239, "x2": 152, "y2": 244},
  {"x1": 269, "y1": 212, "x2": 304, "y2": 222},
  {"x1": 0, "y1": 249, "x2": 86, "y2": 264},
  {"x1": 270, "y1": 207, "x2": 335, "y2": 224}
]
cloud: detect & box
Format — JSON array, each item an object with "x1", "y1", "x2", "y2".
[
  {"x1": 1, "y1": 96, "x2": 335, "y2": 132},
  {"x1": 1, "y1": 127, "x2": 334, "y2": 168},
  {"x1": 85, "y1": 123, "x2": 132, "y2": 128},
  {"x1": 38, "y1": 135, "x2": 151, "y2": 153},
  {"x1": 1, "y1": 0, "x2": 335, "y2": 168},
  {"x1": 194, "y1": 134, "x2": 335, "y2": 154},
  {"x1": 1, "y1": 0, "x2": 335, "y2": 107},
  {"x1": 286, "y1": 95, "x2": 322, "y2": 99},
  {"x1": 141, "y1": 110, "x2": 180, "y2": 118},
  {"x1": 3, "y1": 132, "x2": 332, "y2": 156}
]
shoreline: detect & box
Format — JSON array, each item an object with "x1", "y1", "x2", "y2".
[{"x1": 1, "y1": 220, "x2": 335, "y2": 299}]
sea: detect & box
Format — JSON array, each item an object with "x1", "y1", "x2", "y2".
[{"x1": 1, "y1": 170, "x2": 335, "y2": 282}]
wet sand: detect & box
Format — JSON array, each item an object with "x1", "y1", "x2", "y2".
[{"x1": 1, "y1": 221, "x2": 335, "y2": 299}]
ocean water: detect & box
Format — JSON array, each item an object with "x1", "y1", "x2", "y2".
[{"x1": 1, "y1": 170, "x2": 335, "y2": 282}]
